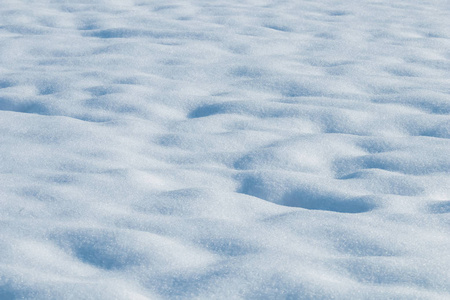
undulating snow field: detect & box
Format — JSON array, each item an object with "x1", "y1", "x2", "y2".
[{"x1": 1, "y1": 0, "x2": 450, "y2": 298}]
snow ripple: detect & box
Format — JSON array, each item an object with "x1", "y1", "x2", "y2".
[{"x1": 1, "y1": 0, "x2": 450, "y2": 298}]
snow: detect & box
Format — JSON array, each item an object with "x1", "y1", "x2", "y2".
[{"x1": 1, "y1": 0, "x2": 450, "y2": 298}]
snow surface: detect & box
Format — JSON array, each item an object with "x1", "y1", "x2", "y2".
[{"x1": 1, "y1": 0, "x2": 450, "y2": 298}]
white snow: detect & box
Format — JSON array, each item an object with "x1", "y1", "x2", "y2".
[{"x1": 1, "y1": 0, "x2": 450, "y2": 298}]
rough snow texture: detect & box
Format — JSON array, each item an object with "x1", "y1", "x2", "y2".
[{"x1": 1, "y1": 0, "x2": 450, "y2": 299}]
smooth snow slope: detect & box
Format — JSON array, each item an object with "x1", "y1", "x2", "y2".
[{"x1": 1, "y1": 0, "x2": 450, "y2": 299}]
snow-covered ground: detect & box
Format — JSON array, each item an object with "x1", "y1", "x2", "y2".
[{"x1": 1, "y1": 0, "x2": 450, "y2": 298}]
